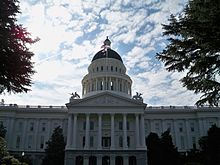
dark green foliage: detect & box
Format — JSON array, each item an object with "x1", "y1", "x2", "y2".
[
  {"x1": 146, "y1": 130, "x2": 181, "y2": 165},
  {"x1": 0, "y1": 123, "x2": 7, "y2": 138},
  {"x1": 0, "y1": 0, "x2": 38, "y2": 94},
  {"x1": 156, "y1": 0, "x2": 220, "y2": 106},
  {"x1": 41, "y1": 126, "x2": 66, "y2": 165},
  {"x1": 146, "y1": 133, "x2": 161, "y2": 165},
  {"x1": 199, "y1": 125, "x2": 220, "y2": 165}
]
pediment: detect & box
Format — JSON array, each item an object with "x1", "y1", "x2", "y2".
[{"x1": 66, "y1": 92, "x2": 146, "y2": 108}]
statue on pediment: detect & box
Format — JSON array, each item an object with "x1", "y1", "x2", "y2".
[
  {"x1": 70, "y1": 92, "x2": 80, "y2": 99},
  {"x1": 132, "y1": 92, "x2": 143, "y2": 102}
]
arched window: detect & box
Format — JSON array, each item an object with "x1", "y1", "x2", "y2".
[{"x1": 115, "y1": 156, "x2": 123, "y2": 165}]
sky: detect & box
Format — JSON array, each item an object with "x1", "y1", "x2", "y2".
[{"x1": 2, "y1": 0, "x2": 202, "y2": 106}]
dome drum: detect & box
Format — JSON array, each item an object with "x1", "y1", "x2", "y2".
[{"x1": 82, "y1": 38, "x2": 132, "y2": 99}]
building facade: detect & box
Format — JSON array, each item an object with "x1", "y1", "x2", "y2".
[{"x1": 0, "y1": 38, "x2": 220, "y2": 165}]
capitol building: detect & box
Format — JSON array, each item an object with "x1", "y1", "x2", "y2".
[{"x1": 0, "y1": 38, "x2": 220, "y2": 165}]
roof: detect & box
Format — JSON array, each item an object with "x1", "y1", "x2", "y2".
[{"x1": 92, "y1": 48, "x2": 123, "y2": 63}]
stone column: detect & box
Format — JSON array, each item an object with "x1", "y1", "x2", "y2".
[
  {"x1": 34, "y1": 119, "x2": 39, "y2": 150},
  {"x1": 8, "y1": 118, "x2": 15, "y2": 149},
  {"x1": 110, "y1": 155, "x2": 115, "y2": 165},
  {"x1": 98, "y1": 114, "x2": 102, "y2": 149},
  {"x1": 66, "y1": 115, "x2": 72, "y2": 148},
  {"x1": 185, "y1": 119, "x2": 191, "y2": 149},
  {"x1": 123, "y1": 155, "x2": 129, "y2": 165},
  {"x1": 111, "y1": 114, "x2": 115, "y2": 149},
  {"x1": 22, "y1": 120, "x2": 28, "y2": 150},
  {"x1": 135, "y1": 114, "x2": 140, "y2": 148},
  {"x1": 84, "y1": 114, "x2": 90, "y2": 149},
  {"x1": 73, "y1": 114, "x2": 78, "y2": 149},
  {"x1": 123, "y1": 114, "x2": 128, "y2": 149},
  {"x1": 174, "y1": 120, "x2": 179, "y2": 147},
  {"x1": 97, "y1": 155, "x2": 102, "y2": 165},
  {"x1": 96, "y1": 78, "x2": 98, "y2": 91},
  {"x1": 198, "y1": 118, "x2": 204, "y2": 137},
  {"x1": 140, "y1": 114, "x2": 146, "y2": 148},
  {"x1": 83, "y1": 156, "x2": 89, "y2": 165}
]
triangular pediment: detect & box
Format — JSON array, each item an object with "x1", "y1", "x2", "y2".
[{"x1": 66, "y1": 92, "x2": 146, "y2": 108}]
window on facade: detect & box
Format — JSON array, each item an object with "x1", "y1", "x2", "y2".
[
  {"x1": 28, "y1": 135, "x2": 33, "y2": 149},
  {"x1": 111, "y1": 66, "x2": 113, "y2": 71},
  {"x1": 101, "y1": 66, "x2": 103, "y2": 71},
  {"x1": 40, "y1": 136, "x2": 44, "y2": 149},
  {"x1": 119, "y1": 136, "x2": 123, "y2": 148},
  {"x1": 18, "y1": 122, "x2": 23, "y2": 132},
  {"x1": 192, "y1": 136, "x2": 196, "y2": 148},
  {"x1": 127, "y1": 136, "x2": 130, "y2": 147},
  {"x1": 97, "y1": 67, "x2": 99, "y2": 72},
  {"x1": 16, "y1": 136, "x2": 20, "y2": 148},
  {"x1": 30, "y1": 122, "x2": 34, "y2": 131},
  {"x1": 83, "y1": 122, "x2": 86, "y2": 130},
  {"x1": 179, "y1": 123, "x2": 183, "y2": 132},
  {"x1": 90, "y1": 136, "x2": 94, "y2": 147},
  {"x1": 42, "y1": 123, "x2": 46, "y2": 132},
  {"x1": 83, "y1": 136, "x2": 85, "y2": 147},
  {"x1": 127, "y1": 121, "x2": 130, "y2": 130},
  {"x1": 90, "y1": 121, "x2": 94, "y2": 130},
  {"x1": 180, "y1": 136, "x2": 185, "y2": 149},
  {"x1": 155, "y1": 123, "x2": 160, "y2": 133},
  {"x1": 102, "y1": 137, "x2": 111, "y2": 148},
  {"x1": 190, "y1": 123, "x2": 195, "y2": 132},
  {"x1": 167, "y1": 123, "x2": 171, "y2": 132},
  {"x1": 115, "y1": 67, "x2": 117, "y2": 72},
  {"x1": 119, "y1": 121, "x2": 123, "y2": 130}
]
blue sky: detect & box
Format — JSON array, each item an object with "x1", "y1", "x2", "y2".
[{"x1": 3, "y1": 0, "x2": 201, "y2": 106}]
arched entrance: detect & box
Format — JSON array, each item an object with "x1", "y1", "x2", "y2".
[
  {"x1": 102, "y1": 156, "x2": 110, "y2": 165},
  {"x1": 75, "y1": 156, "x2": 83, "y2": 165},
  {"x1": 115, "y1": 156, "x2": 123, "y2": 165},
  {"x1": 129, "y1": 156, "x2": 137, "y2": 165},
  {"x1": 89, "y1": 156, "x2": 97, "y2": 165}
]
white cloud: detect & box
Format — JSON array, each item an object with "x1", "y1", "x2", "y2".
[{"x1": 2, "y1": 0, "x2": 200, "y2": 106}]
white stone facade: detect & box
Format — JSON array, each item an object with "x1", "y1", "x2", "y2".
[{"x1": 0, "y1": 39, "x2": 220, "y2": 165}]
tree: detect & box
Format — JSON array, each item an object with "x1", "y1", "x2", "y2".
[
  {"x1": 156, "y1": 0, "x2": 220, "y2": 106},
  {"x1": 41, "y1": 126, "x2": 66, "y2": 165},
  {"x1": 199, "y1": 124, "x2": 220, "y2": 165},
  {"x1": 146, "y1": 132, "x2": 162, "y2": 165},
  {"x1": 0, "y1": 0, "x2": 38, "y2": 94},
  {"x1": 146, "y1": 130, "x2": 182, "y2": 165},
  {"x1": 160, "y1": 130, "x2": 182, "y2": 165}
]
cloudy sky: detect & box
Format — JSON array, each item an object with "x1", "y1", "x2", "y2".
[{"x1": 2, "y1": 0, "x2": 201, "y2": 106}]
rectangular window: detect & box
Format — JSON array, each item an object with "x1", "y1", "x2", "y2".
[
  {"x1": 119, "y1": 121, "x2": 123, "y2": 130},
  {"x1": 90, "y1": 121, "x2": 94, "y2": 130},
  {"x1": 83, "y1": 136, "x2": 85, "y2": 147},
  {"x1": 180, "y1": 136, "x2": 185, "y2": 149},
  {"x1": 102, "y1": 137, "x2": 111, "y2": 148},
  {"x1": 90, "y1": 136, "x2": 94, "y2": 147},
  {"x1": 127, "y1": 121, "x2": 130, "y2": 130},
  {"x1": 179, "y1": 123, "x2": 183, "y2": 132},
  {"x1": 42, "y1": 123, "x2": 46, "y2": 132},
  {"x1": 83, "y1": 122, "x2": 86, "y2": 130},
  {"x1": 18, "y1": 122, "x2": 23, "y2": 132},
  {"x1": 40, "y1": 136, "x2": 44, "y2": 149},
  {"x1": 127, "y1": 136, "x2": 130, "y2": 147},
  {"x1": 16, "y1": 136, "x2": 20, "y2": 148},
  {"x1": 28, "y1": 135, "x2": 33, "y2": 149},
  {"x1": 30, "y1": 122, "x2": 34, "y2": 131},
  {"x1": 119, "y1": 136, "x2": 123, "y2": 148},
  {"x1": 190, "y1": 123, "x2": 195, "y2": 132}
]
